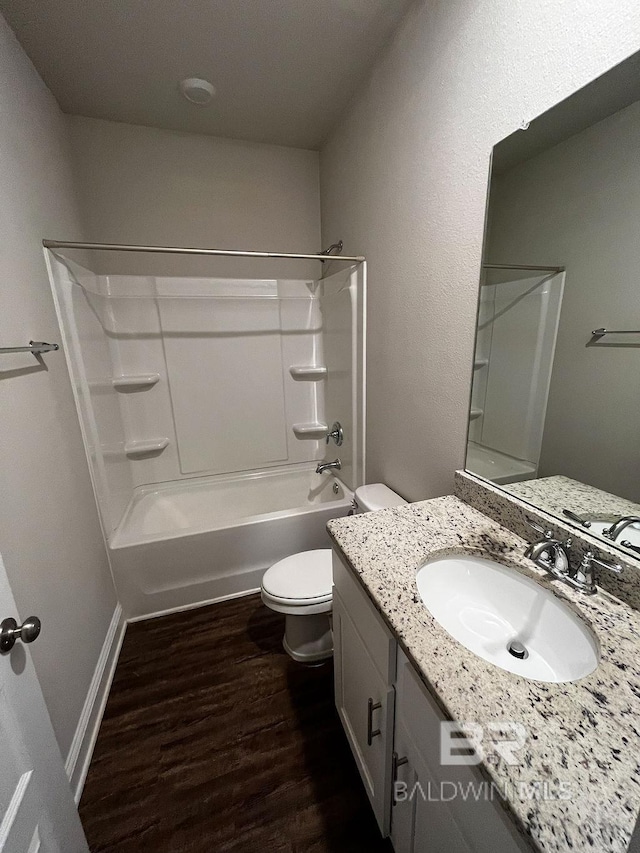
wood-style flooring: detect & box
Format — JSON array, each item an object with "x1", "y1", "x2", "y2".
[{"x1": 80, "y1": 594, "x2": 392, "y2": 852}]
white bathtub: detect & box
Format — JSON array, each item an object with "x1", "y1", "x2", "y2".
[
  {"x1": 465, "y1": 442, "x2": 537, "y2": 486},
  {"x1": 108, "y1": 466, "x2": 353, "y2": 619}
]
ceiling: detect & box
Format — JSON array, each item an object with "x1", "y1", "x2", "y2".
[{"x1": 0, "y1": 0, "x2": 413, "y2": 150}]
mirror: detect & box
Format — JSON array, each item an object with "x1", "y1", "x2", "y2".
[{"x1": 466, "y1": 50, "x2": 640, "y2": 559}]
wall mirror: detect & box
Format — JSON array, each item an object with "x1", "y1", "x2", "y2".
[{"x1": 465, "y1": 49, "x2": 640, "y2": 559}]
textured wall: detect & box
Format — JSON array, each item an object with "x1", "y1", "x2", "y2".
[
  {"x1": 67, "y1": 116, "x2": 321, "y2": 280},
  {"x1": 320, "y1": 0, "x2": 640, "y2": 501},
  {"x1": 0, "y1": 15, "x2": 117, "y2": 759}
]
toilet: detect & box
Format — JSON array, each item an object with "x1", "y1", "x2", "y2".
[{"x1": 260, "y1": 483, "x2": 407, "y2": 663}]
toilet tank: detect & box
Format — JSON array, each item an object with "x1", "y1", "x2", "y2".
[{"x1": 354, "y1": 483, "x2": 407, "y2": 513}]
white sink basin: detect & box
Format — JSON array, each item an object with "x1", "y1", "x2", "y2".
[{"x1": 416, "y1": 555, "x2": 599, "y2": 683}]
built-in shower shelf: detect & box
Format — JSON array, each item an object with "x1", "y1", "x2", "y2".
[
  {"x1": 113, "y1": 373, "x2": 160, "y2": 390},
  {"x1": 125, "y1": 438, "x2": 169, "y2": 458},
  {"x1": 469, "y1": 408, "x2": 484, "y2": 421},
  {"x1": 473, "y1": 359, "x2": 488, "y2": 370},
  {"x1": 292, "y1": 422, "x2": 328, "y2": 439},
  {"x1": 289, "y1": 366, "x2": 327, "y2": 380}
]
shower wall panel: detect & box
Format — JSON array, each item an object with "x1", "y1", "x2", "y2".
[
  {"x1": 48, "y1": 253, "x2": 364, "y2": 543},
  {"x1": 477, "y1": 272, "x2": 564, "y2": 467},
  {"x1": 160, "y1": 289, "x2": 288, "y2": 475},
  {"x1": 320, "y1": 264, "x2": 366, "y2": 491},
  {"x1": 47, "y1": 254, "x2": 133, "y2": 535}
]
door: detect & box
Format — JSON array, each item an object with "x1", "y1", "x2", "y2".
[{"x1": 0, "y1": 552, "x2": 89, "y2": 853}]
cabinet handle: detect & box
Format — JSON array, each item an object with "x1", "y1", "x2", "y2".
[
  {"x1": 392, "y1": 751, "x2": 409, "y2": 784},
  {"x1": 367, "y1": 697, "x2": 382, "y2": 745},
  {"x1": 392, "y1": 751, "x2": 409, "y2": 806}
]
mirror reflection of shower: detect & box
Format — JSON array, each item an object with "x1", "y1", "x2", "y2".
[{"x1": 467, "y1": 264, "x2": 565, "y2": 485}]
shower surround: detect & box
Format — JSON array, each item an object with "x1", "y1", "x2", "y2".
[{"x1": 46, "y1": 249, "x2": 366, "y2": 618}]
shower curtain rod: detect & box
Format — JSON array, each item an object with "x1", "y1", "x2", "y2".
[
  {"x1": 42, "y1": 240, "x2": 365, "y2": 263},
  {"x1": 483, "y1": 263, "x2": 565, "y2": 272}
]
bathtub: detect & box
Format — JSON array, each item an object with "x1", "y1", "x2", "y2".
[
  {"x1": 108, "y1": 465, "x2": 353, "y2": 619},
  {"x1": 465, "y1": 442, "x2": 537, "y2": 486}
]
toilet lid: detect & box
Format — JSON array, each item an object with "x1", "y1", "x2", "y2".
[{"x1": 262, "y1": 549, "x2": 333, "y2": 602}]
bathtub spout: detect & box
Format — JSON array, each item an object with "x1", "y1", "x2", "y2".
[{"x1": 315, "y1": 459, "x2": 341, "y2": 474}]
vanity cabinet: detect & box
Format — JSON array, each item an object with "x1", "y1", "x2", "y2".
[
  {"x1": 332, "y1": 549, "x2": 529, "y2": 853},
  {"x1": 391, "y1": 711, "x2": 472, "y2": 853},
  {"x1": 392, "y1": 650, "x2": 527, "y2": 853},
  {"x1": 392, "y1": 650, "x2": 471, "y2": 852},
  {"x1": 332, "y1": 551, "x2": 396, "y2": 835}
]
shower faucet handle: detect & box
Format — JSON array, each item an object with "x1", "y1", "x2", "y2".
[{"x1": 325, "y1": 422, "x2": 344, "y2": 447}]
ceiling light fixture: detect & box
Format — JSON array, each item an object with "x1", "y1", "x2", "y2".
[{"x1": 179, "y1": 77, "x2": 216, "y2": 106}]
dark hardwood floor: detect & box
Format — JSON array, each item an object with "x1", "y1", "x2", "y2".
[{"x1": 80, "y1": 594, "x2": 393, "y2": 852}]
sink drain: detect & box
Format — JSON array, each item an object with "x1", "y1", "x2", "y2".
[{"x1": 507, "y1": 640, "x2": 529, "y2": 660}]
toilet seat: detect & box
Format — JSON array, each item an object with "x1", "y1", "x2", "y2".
[{"x1": 261, "y1": 549, "x2": 332, "y2": 615}]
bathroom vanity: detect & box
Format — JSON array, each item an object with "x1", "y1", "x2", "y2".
[
  {"x1": 328, "y1": 495, "x2": 640, "y2": 853},
  {"x1": 332, "y1": 545, "x2": 528, "y2": 851}
]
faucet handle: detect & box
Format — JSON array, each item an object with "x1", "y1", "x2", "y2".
[
  {"x1": 584, "y1": 551, "x2": 622, "y2": 574},
  {"x1": 526, "y1": 518, "x2": 554, "y2": 539},
  {"x1": 562, "y1": 508, "x2": 592, "y2": 528},
  {"x1": 325, "y1": 421, "x2": 344, "y2": 447}
]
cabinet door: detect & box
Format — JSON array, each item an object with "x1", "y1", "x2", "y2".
[
  {"x1": 333, "y1": 589, "x2": 394, "y2": 835},
  {"x1": 392, "y1": 715, "x2": 473, "y2": 853},
  {"x1": 412, "y1": 764, "x2": 474, "y2": 853},
  {"x1": 390, "y1": 718, "x2": 417, "y2": 853},
  {"x1": 394, "y1": 650, "x2": 527, "y2": 853}
]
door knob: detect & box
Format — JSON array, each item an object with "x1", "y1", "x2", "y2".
[{"x1": 0, "y1": 616, "x2": 41, "y2": 653}]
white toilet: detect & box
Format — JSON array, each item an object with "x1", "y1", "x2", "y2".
[{"x1": 260, "y1": 483, "x2": 407, "y2": 663}]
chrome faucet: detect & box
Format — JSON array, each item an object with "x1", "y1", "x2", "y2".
[
  {"x1": 315, "y1": 458, "x2": 341, "y2": 474},
  {"x1": 602, "y1": 516, "x2": 640, "y2": 542},
  {"x1": 524, "y1": 519, "x2": 623, "y2": 594},
  {"x1": 524, "y1": 521, "x2": 571, "y2": 579}
]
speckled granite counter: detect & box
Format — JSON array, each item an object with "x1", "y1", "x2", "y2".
[
  {"x1": 327, "y1": 495, "x2": 640, "y2": 853},
  {"x1": 505, "y1": 476, "x2": 640, "y2": 525}
]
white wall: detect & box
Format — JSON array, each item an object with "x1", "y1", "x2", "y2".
[
  {"x1": 66, "y1": 116, "x2": 321, "y2": 280},
  {"x1": 0, "y1": 15, "x2": 118, "y2": 760},
  {"x1": 320, "y1": 0, "x2": 640, "y2": 502},
  {"x1": 488, "y1": 99, "x2": 640, "y2": 503}
]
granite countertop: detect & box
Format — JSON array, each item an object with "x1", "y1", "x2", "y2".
[
  {"x1": 327, "y1": 494, "x2": 640, "y2": 853},
  {"x1": 505, "y1": 476, "x2": 640, "y2": 524}
]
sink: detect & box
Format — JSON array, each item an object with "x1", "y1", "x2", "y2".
[{"x1": 416, "y1": 555, "x2": 599, "y2": 683}]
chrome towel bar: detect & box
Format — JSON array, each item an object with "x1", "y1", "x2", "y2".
[
  {"x1": 0, "y1": 341, "x2": 59, "y2": 355},
  {"x1": 592, "y1": 328, "x2": 640, "y2": 337}
]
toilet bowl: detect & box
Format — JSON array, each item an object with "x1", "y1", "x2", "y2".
[{"x1": 261, "y1": 483, "x2": 406, "y2": 663}]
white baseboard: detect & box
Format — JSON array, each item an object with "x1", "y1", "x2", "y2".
[
  {"x1": 65, "y1": 603, "x2": 126, "y2": 802},
  {"x1": 126, "y1": 586, "x2": 261, "y2": 623}
]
